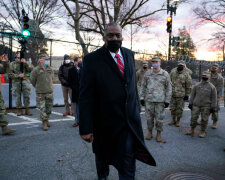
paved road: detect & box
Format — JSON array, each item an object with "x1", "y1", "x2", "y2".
[{"x1": 0, "y1": 104, "x2": 225, "y2": 180}]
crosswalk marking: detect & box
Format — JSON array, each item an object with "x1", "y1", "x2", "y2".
[{"x1": 8, "y1": 111, "x2": 74, "y2": 126}]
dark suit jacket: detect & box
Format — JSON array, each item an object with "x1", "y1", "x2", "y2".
[
  {"x1": 68, "y1": 65, "x2": 81, "y2": 103},
  {"x1": 79, "y1": 45, "x2": 156, "y2": 167}
]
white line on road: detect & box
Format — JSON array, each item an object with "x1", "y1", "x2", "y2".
[{"x1": 7, "y1": 111, "x2": 74, "y2": 126}]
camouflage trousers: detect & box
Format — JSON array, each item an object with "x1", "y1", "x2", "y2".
[
  {"x1": 211, "y1": 99, "x2": 220, "y2": 122},
  {"x1": 36, "y1": 93, "x2": 53, "y2": 121},
  {"x1": 0, "y1": 92, "x2": 8, "y2": 127},
  {"x1": 170, "y1": 97, "x2": 185, "y2": 119},
  {"x1": 145, "y1": 102, "x2": 165, "y2": 132},
  {"x1": 190, "y1": 106, "x2": 210, "y2": 132},
  {"x1": 12, "y1": 81, "x2": 31, "y2": 108}
]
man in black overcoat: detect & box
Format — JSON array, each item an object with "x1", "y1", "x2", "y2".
[
  {"x1": 68, "y1": 57, "x2": 82, "y2": 127},
  {"x1": 79, "y1": 22, "x2": 156, "y2": 180}
]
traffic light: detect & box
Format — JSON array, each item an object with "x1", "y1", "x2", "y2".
[
  {"x1": 21, "y1": 12, "x2": 30, "y2": 37},
  {"x1": 172, "y1": 36, "x2": 180, "y2": 46},
  {"x1": 166, "y1": 16, "x2": 172, "y2": 33}
]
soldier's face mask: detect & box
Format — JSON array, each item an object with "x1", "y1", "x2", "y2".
[
  {"x1": 44, "y1": 61, "x2": 50, "y2": 66},
  {"x1": 202, "y1": 76, "x2": 208, "y2": 81},
  {"x1": 143, "y1": 66, "x2": 147, "y2": 70},
  {"x1": 177, "y1": 66, "x2": 184, "y2": 72},
  {"x1": 152, "y1": 62, "x2": 160, "y2": 69},
  {"x1": 211, "y1": 68, "x2": 217, "y2": 73}
]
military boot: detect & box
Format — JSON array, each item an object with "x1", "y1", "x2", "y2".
[
  {"x1": 25, "y1": 108, "x2": 32, "y2": 116},
  {"x1": 176, "y1": 117, "x2": 181, "y2": 127},
  {"x1": 1, "y1": 126, "x2": 16, "y2": 135},
  {"x1": 199, "y1": 131, "x2": 206, "y2": 138},
  {"x1": 212, "y1": 121, "x2": 217, "y2": 129},
  {"x1": 156, "y1": 130, "x2": 162, "y2": 142},
  {"x1": 17, "y1": 108, "x2": 23, "y2": 116},
  {"x1": 42, "y1": 120, "x2": 48, "y2": 131},
  {"x1": 186, "y1": 127, "x2": 195, "y2": 136},
  {"x1": 168, "y1": 117, "x2": 176, "y2": 125},
  {"x1": 46, "y1": 120, "x2": 51, "y2": 127},
  {"x1": 145, "y1": 130, "x2": 153, "y2": 140}
]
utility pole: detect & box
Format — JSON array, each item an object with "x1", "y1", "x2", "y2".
[{"x1": 167, "y1": 0, "x2": 179, "y2": 61}]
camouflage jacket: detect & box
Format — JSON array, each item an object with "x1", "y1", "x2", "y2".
[
  {"x1": 136, "y1": 68, "x2": 148, "y2": 87},
  {"x1": 210, "y1": 73, "x2": 224, "y2": 98},
  {"x1": 140, "y1": 68, "x2": 172, "y2": 103},
  {"x1": 170, "y1": 68, "x2": 192, "y2": 98},
  {"x1": 8, "y1": 61, "x2": 33, "y2": 82},
  {"x1": 30, "y1": 64, "x2": 54, "y2": 94},
  {"x1": 0, "y1": 61, "x2": 9, "y2": 92},
  {"x1": 189, "y1": 81, "x2": 217, "y2": 108}
]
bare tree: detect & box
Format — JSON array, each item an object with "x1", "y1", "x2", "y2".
[
  {"x1": 193, "y1": 0, "x2": 225, "y2": 29},
  {"x1": 193, "y1": 0, "x2": 225, "y2": 60},
  {"x1": 61, "y1": 0, "x2": 169, "y2": 55}
]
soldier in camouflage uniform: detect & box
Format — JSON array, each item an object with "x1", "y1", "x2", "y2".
[
  {"x1": 140, "y1": 57, "x2": 172, "y2": 142},
  {"x1": 187, "y1": 71, "x2": 217, "y2": 138},
  {"x1": 209, "y1": 63, "x2": 224, "y2": 129},
  {"x1": 8, "y1": 52, "x2": 33, "y2": 116},
  {"x1": 30, "y1": 53, "x2": 54, "y2": 131},
  {"x1": 169, "y1": 61, "x2": 192, "y2": 127},
  {"x1": 0, "y1": 54, "x2": 16, "y2": 135},
  {"x1": 136, "y1": 61, "x2": 148, "y2": 111}
]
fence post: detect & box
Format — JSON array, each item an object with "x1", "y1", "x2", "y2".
[{"x1": 8, "y1": 36, "x2": 13, "y2": 109}]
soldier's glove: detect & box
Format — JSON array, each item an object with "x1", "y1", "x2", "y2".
[
  {"x1": 188, "y1": 104, "x2": 193, "y2": 110},
  {"x1": 140, "y1": 100, "x2": 145, "y2": 106},
  {"x1": 210, "y1": 108, "x2": 215, "y2": 113},
  {"x1": 164, "y1": 102, "x2": 169, "y2": 108},
  {"x1": 183, "y1": 96, "x2": 189, "y2": 101}
]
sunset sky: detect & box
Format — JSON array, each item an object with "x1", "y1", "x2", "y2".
[{"x1": 43, "y1": 0, "x2": 224, "y2": 61}]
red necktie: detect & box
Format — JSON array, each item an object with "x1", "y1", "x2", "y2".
[{"x1": 115, "y1": 54, "x2": 124, "y2": 76}]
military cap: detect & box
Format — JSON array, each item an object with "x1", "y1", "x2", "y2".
[
  {"x1": 211, "y1": 63, "x2": 219, "y2": 68},
  {"x1": 151, "y1": 57, "x2": 161, "y2": 62},
  {"x1": 178, "y1": 60, "x2": 185, "y2": 66},
  {"x1": 39, "y1": 53, "x2": 49, "y2": 60},
  {"x1": 202, "y1": 71, "x2": 211, "y2": 76},
  {"x1": 142, "y1": 61, "x2": 148, "y2": 65}
]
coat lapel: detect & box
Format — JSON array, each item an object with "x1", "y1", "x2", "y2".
[{"x1": 101, "y1": 45, "x2": 125, "y2": 81}]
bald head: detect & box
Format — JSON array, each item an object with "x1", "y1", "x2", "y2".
[{"x1": 103, "y1": 22, "x2": 123, "y2": 53}]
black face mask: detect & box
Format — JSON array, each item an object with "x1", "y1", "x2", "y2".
[
  {"x1": 143, "y1": 66, "x2": 147, "y2": 70},
  {"x1": 107, "y1": 40, "x2": 122, "y2": 52},
  {"x1": 211, "y1": 70, "x2": 216, "y2": 73},
  {"x1": 202, "y1": 77, "x2": 208, "y2": 81},
  {"x1": 78, "y1": 62, "x2": 82, "y2": 68},
  {"x1": 177, "y1": 66, "x2": 184, "y2": 72}
]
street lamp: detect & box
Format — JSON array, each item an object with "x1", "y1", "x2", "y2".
[{"x1": 167, "y1": 0, "x2": 179, "y2": 61}]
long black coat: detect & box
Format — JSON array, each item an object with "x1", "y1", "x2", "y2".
[
  {"x1": 68, "y1": 65, "x2": 81, "y2": 103},
  {"x1": 79, "y1": 45, "x2": 156, "y2": 167}
]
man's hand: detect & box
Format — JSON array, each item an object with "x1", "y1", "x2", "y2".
[
  {"x1": 183, "y1": 96, "x2": 189, "y2": 101},
  {"x1": 140, "y1": 99, "x2": 145, "y2": 106},
  {"x1": 164, "y1": 102, "x2": 169, "y2": 108},
  {"x1": 20, "y1": 58, "x2": 26, "y2": 63},
  {"x1": 210, "y1": 108, "x2": 215, "y2": 113},
  {"x1": 81, "y1": 133, "x2": 94, "y2": 143},
  {"x1": 18, "y1": 73, "x2": 24, "y2": 78},
  {"x1": 188, "y1": 104, "x2": 193, "y2": 110}
]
